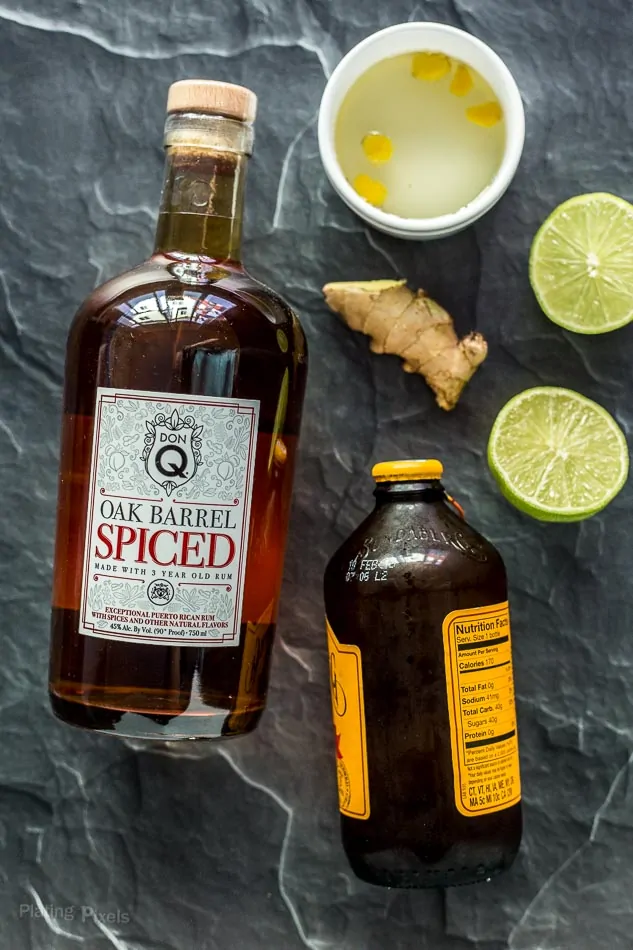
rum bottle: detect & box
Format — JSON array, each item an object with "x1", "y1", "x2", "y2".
[{"x1": 50, "y1": 80, "x2": 307, "y2": 739}]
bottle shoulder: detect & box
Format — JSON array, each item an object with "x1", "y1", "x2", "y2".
[
  {"x1": 325, "y1": 500, "x2": 506, "y2": 596},
  {"x1": 69, "y1": 254, "x2": 306, "y2": 347},
  {"x1": 72, "y1": 259, "x2": 165, "y2": 321}
]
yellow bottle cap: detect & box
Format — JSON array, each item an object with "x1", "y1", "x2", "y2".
[{"x1": 372, "y1": 459, "x2": 444, "y2": 483}]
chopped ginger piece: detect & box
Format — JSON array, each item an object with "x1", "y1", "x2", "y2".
[
  {"x1": 362, "y1": 131, "x2": 393, "y2": 164},
  {"x1": 466, "y1": 101, "x2": 503, "y2": 127},
  {"x1": 412, "y1": 52, "x2": 451, "y2": 81},
  {"x1": 353, "y1": 174, "x2": 387, "y2": 207},
  {"x1": 450, "y1": 64, "x2": 473, "y2": 97}
]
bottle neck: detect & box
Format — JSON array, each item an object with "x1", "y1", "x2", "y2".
[
  {"x1": 153, "y1": 113, "x2": 252, "y2": 264},
  {"x1": 374, "y1": 479, "x2": 445, "y2": 506}
]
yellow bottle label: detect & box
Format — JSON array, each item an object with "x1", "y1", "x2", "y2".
[
  {"x1": 443, "y1": 601, "x2": 521, "y2": 817},
  {"x1": 326, "y1": 619, "x2": 370, "y2": 820}
]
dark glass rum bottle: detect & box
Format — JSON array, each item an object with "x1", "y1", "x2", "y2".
[
  {"x1": 49, "y1": 80, "x2": 307, "y2": 739},
  {"x1": 324, "y1": 459, "x2": 522, "y2": 887}
]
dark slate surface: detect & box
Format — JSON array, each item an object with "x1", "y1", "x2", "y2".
[{"x1": 0, "y1": 1, "x2": 631, "y2": 948}]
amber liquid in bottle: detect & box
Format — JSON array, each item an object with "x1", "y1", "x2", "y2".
[
  {"x1": 324, "y1": 475, "x2": 522, "y2": 887},
  {"x1": 49, "y1": 105, "x2": 307, "y2": 739}
]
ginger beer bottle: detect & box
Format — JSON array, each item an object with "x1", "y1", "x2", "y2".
[
  {"x1": 49, "y1": 81, "x2": 307, "y2": 739},
  {"x1": 323, "y1": 460, "x2": 521, "y2": 887}
]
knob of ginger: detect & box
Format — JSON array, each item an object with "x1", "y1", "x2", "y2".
[{"x1": 322, "y1": 279, "x2": 488, "y2": 411}]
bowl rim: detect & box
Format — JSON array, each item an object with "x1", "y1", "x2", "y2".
[{"x1": 317, "y1": 21, "x2": 525, "y2": 235}]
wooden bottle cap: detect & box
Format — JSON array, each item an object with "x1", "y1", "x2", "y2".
[{"x1": 167, "y1": 80, "x2": 257, "y2": 123}]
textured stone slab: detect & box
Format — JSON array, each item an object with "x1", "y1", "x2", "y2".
[{"x1": 0, "y1": 1, "x2": 631, "y2": 947}]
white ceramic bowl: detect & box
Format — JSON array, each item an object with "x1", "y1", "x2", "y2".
[{"x1": 318, "y1": 22, "x2": 525, "y2": 240}]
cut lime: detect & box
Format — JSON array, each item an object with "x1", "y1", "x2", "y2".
[
  {"x1": 488, "y1": 387, "x2": 629, "y2": 522},
  {"x1": 530, "y1": 193, "x2": 633, "y2": 334}
]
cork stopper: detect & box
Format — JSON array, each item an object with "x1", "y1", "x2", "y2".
[{"x1": 167, "y1": 80, "x2": 257, "y2": 123}]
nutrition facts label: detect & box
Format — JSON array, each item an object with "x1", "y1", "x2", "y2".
[{"x1": 442, "y1": 601, "x2": 521, "y2": 817}]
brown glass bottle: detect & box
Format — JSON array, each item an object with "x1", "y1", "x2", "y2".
[
  {"x1": 324, "y1": 460, "x2": 522, "y2": 888},
  {"x1": 49, "y1": 81, "x2": 307, "y2": 739}
]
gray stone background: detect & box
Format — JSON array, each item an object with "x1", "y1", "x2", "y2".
[{"x1": 0, "y1": 0, "x2": 631, "y2": 947}]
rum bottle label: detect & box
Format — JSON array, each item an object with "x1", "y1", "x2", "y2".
[
  {"x1": 79, "y1": 387, "x2": 259, "y2": 647},
  {"x1": 442, "y1": 601, "x2": 522, "y2": 816}
]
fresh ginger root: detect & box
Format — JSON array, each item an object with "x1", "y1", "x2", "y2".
[{"x1": 322, "y1": 279, "x2": 488, "y2": 411}]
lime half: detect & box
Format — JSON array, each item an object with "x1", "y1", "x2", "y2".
[
  {"x1": 488, "y1": 387, "x2": 629, "y2": 521},
  {"x1": 530, "y1": 193, "x2": 633, "y2": 333}
]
